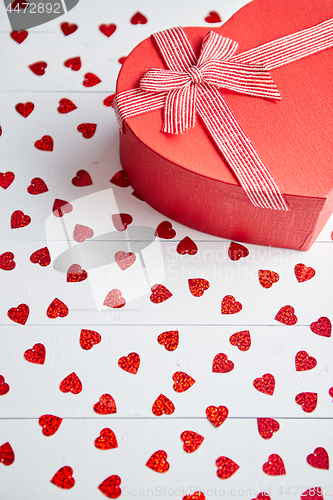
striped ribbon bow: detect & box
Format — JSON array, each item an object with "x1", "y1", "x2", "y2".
[{"x1": 115, "y1": 19, "x2": 333, "y2": 210}]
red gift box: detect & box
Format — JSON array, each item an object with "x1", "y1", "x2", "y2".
[{"x1": 115, "y1": 0, "x2": 333, "y2": 250}]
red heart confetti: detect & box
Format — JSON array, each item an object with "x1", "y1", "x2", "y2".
[
  {"x1": 262, "y1": 454, "x2": 286, "y2": 475},
  {"x1": 188, "y1": 278, "x2": 210, "y2": 297},
  {"x1": 253, "y1": 373, "x2": 275, "y2": 395},
  {"x1": 205, "y1": 11, "x2": 222, "y2": 23},
  {"x1": 38, "y1": 414, "x2": 62, "y2": 436},
  {"x1": 60, "y1": 22, "x2": 78, "y2": 36},
  {"x1": 79, "y1": 329, "x2": 101, "y2": 350},
  {"x1": 99, "y1": 24, "x2": 116, "y2": 37},
  {"x1": 216, "y1": 456, "x2": 239, "y2": 479},
  {"x1": 66, "y1": 264, "x2": 88, "y2": 282},
  {"x1": 146, "y1": 450, "x2": 169, "y2": 473},
  {"x1": 310, "y1": 317, "x2": 331, "y2": 337},
  {"x1": 0, "y1": 442, "x2": 15, "y2": 466},
  {"x1": 206, "y1": 405, "x2": 228, "y2": 427},
  {"x1": 59, "y1": 372, "x2": 82, "y2": 394},
  {"x1": 29, "y1": 61, "x2": 47, "y2": 75},
  {"x1": 177, "y1": 237, "x2": 198, "y2": 255},
  {"x1": 157, "y1": 330, "x2": 179, "y2": 351},
  {"x1": 98, "y1": 475, "x2": 121, "y2": 498},
  {"x1": 131, "y1": 12, "x2": 147, "y2": 24},
  {"x1": 132, "y1": 190, "x2": 144, "y2": 200},
  {"x1": 0, "y1": 172, "x2": 15, "y2": 189},
  {"x1": 11, "y1": 210, "x2": 31, "y2": 228},
  {"x1": 180, "y1": 431, "x2": 204, "y2": 453},
  {"x1": 94, "y1": 394, "x2": 117, "y2": 415},
  {"x1": 72, "y1": 169, "x2": 92, "y2": 186},
  {"x1": 10, "y1": 30, "x2": 28, "y2": 43},
  {"x1": 115, "y1": 251, "x2": 136, "y2": 270},
  {"x1": 52, "y1": 199, "x2": 73, "y2": 217},
  {"x1": 94, "y1": 428, "x2": 118, "y2": 450},
  {"x1": 295, "y1": 392, "x2": 318, "y2": 413},
  {"x1": 51, "y1": 466, "x2": 75, "y2": 489},
  {"x1": 307, "y1": 447, "x2": 329, "y2": 469},
  {"x1": 258, "y1": 269, "x2": 279, "y2": 288},
  {"x1": 0, "y1": 376, "x2": 10, "y2": 396},
  {"x1": 34, "y1": 135, "x2": 53, "y2": 151},
  {"x1": 64, "y1": 56, "x2": 81, "y2": 71},
  {"x1": 155, "y1": 221, "x2": 176, "y2": 239},
  {"x1": 112, "y1": 213, "x2": 133, "y2": 231},
  {"x1": 103, "y1": 289, "x2": 126, "y2": 308},
  {"x1": 152, "y1": 394, "x2": 175, "y2": 416},
  {"x1": 46, "y1": 298, "x2": 69, "y2": 319},
  {"x1": 12, "y1": 1, "x2": 30, "y2": 8},
  {"x1": 104, "y1": 94, "x2": 115, "y2": 107},
  {"x1": 150, "y1": 284, "x2": 172, "y2": 303},
  {"x1": 329, "y1": 387, "x2": 333, "y2": 399},
  {"x1": 0, "y1": 252, "x2": 15, "y2": 271},
  {"x1": 295, "y1": 263, "x2": 315, "y2": 282},
  {"x1": 83, "y1": 73, "x2": 101, "y2": 87},
  {"x1": 295, "y1": 351, "x2": 317, "y2": 371},
  {"x1": 229, "y1": 330, "x2": 251, "y2": 351},
  {"x1": 24, "y1": 343, "x2": 46, "y2": 364},
  {"x1": 221, "y1": 295, "x2": 242, "y2": 314},
  {"x1": 300, "y1": 488, "x2": 324, "y2": 500},
  {"x1": 110, "y1": 170, "x2": 129, "y2": 187},
  {"x1": 228, "y1": 241, "x2": 249, "y2": 260},
  {"x1": 173, "y1": 371, "x2": 195, "y2": 392},
  {"x1": 58, "y1": 98, "x2": 77, "y2": 114},
  {"x1": 27, "y1": 177, "x2": 48, "y2": 194},
  {"x1": 212, "y1": 353, "x2": 234, "y2": 373},
  {"x1": 7, "y1": 304, "x2": 29, "y2": 325},
  {"x1": 118, "y1": 56, "x2": 127, "y2": 65},
  {"x1": 251, "y1": 494, "x2": 271, "y2": 500},
  {"x1": 118, "y1": 352, "x2": 140, "y2": 374},
  {"x1": 275, "y1": 305, "x2": 297, "y2": 325},
  {"x1": 77, "y1": 123, "x2": 97, "y2": 139},
  {"x1": 73, "y1": 224, "x2": 94, "y2": 242},
  {"x1": 183, "y1": 493, "x2": 206, "y2": 500},
  {"x1": 257, "y1": 418, "x2": 280, "y2": 439},
  {"x1": 15, "y1": 102, "x2": 34, "y2": 117},
  {"x1": 30, "y1": 247, "x2": 51, "y2": 266}
]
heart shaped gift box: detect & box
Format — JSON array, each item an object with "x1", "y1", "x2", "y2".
[{"x1": 115, "y1": 0, "x2": 333, "y2": 250}]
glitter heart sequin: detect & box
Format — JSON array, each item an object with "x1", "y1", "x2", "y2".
[
  {"x1": 150, "y1": 284, "x2": 172, "y2": 303},
  {"x1": 24, "y1": 343, "x2": 46, "y2": 364},
  {"x1": 98, "y1": 475, "x2": 121, "y2": 498},
  {"x1": 83, "y1": 73, "x2": 101, "y2": 87},
  {"x1": 310, "y1": 317, "x2": 331, "y2": 337},
  {"x1": 10, "y1": 30, "x2": 28, "y2": 43},
  {"x1": 38, "y1": 415, "x2": 62, "y2": 436},
  {"x1": 172, "y1": 371, "x2": 195, "y2": 392},
  {"x1": 294, "y1": 263, "x2": 315, "y2": 282},
  {"x1": 118, "y1": 352, "x2": 140, "y2": 374},
  {"x1": 58, "y1": 98, "x2": 77, "y2": 114},
  {"x1": 103, "y1": 289, "x2": 126, "y2": 308},
  {"x1": 59, "y1": 372, "x2": 82, "y2": 394},
  {"x1": 295, "y1": 392, "x2": 318, "y2": 413},
  {"x1": 0, "y1": 172, "x2": 15, "y2": 189},
  {"x1": 64, "y1": 56, "x2": 81, "y2": 71},
  {"x1": 228, "y1": 241, "x2": 249, "y2": 260},
  {"x1": 29, "y1": 61, "x2": 47, "y2": 75},
  {"x1": 67, "y1": 264, "x2": 88, "y2": 282},
  {"x1": 0, "y1": 442, "x2": 15, "y2": 466},
  {"x1": 307, "y1": 447, "x2": 329, "y2": 469},
  {"x1": 0, "y1": 376, "x2": 10, "y2": 396},
  {"x1": 229, "y1": 330, "x2": 251, "y2": 351},
  {"x1": 115, "y1": 251, "x2": 136, "y2": 270},
  {"x1": 7, "y1": 304, "x2": 29, "y2": 325},
  {"x1": 11, "y1": 210, "x2": 31, "y2": 228},
  {"x1": 180, "y1": 431, "x2": 204, "y2": 453},
  {"x1": 275, "y1": 305, "x2": 297, "y2": 325},
  {"x1": 99, "y1": 24, "x2": 116, "y2": 37},
  {"x1": 112, "y1": 213, "x2": 133, "y2": 231},
  {"x1": 157, "y1": 330, "x2": 179, "y2": 351},
  {"x1": 60, "y1": 22, "x2": 78, "y2": 36},
  {"x1": 94, "y1": 394, "x2": 117, "y2": 415},
  {"x1": 177, "y1": 237, "x2": 198, "y2": 255},
  {"x1": 47, "y1": 298, "x2": 69, "y2": 318},
  {"x1": 257, "y1": 418, "x2": 280, "y2": 439},
  {"x1": 183, "y1": 493, "x2": 206, "y2": 500},
  {"x1": 73, "y1": 224, "x2": 94, "y2": 242},
  {"x1": 152, "y1": 394, "x2": 175, "y2": 416},
  {"x1": 221, "y1": 295, "x2": 242, "y2": 314},
  {"x1": 295, "y1": 351, "x2": 317, "y2": 371},
  {"x1": 155, "y1": 221, "x2": 176, "y2": 239},
  {"x1": 15, "y1": 102, "x2": 34, "y2": 117},
  {"x1": 94, "y1": 428, "x2": 118, "y2": 450},
  {"x1": 216, "y1": 456, "x2": 239, "y2": 479},
  {"x1": 146, "y1": 450, "x2": 169, "y2": 473},
  {"x1": 53, "y1": 199, "x2": 73, "y2": 217},
  {"x1": 253, "y1": 373, "x2": 275, "y2": 395},
  {"x1": 110, "y1": 170, "x2": 129, "y2": 187},
  {"x1": 51, "y1": 466, "x2": 75, "y2": 489},
  {"x1": 258, "y1": 269, "x2": 279, "y2": 288},
  {"x1": 77, "y1": 123, "x2": 97, "y2": 139},
  {"x1": 212, "y1": 353, "x2": 234, "y2": 373},
  {"x1": 262, "y1": 454, "x2": 286, "y2": 475},
  {"x1": 205, "y1": 11, "x2": 222, "y2": 23},
  {"x1": 206, "y1": 405, "x2": 228, "y2": 427},
  {"x1": 131, "y1": 12, "x2": 148, "y2": 24},
  {"x1": 34, "y1": 135, "x2": 53, "y2": 151},
  {"x1": 72, "y1": 170, "x2": 92, "y2": 186},
  {"x1": 79, "y1": 329, "x2": 101, "y2": 350},
  {"x1": 188, "y1": 278, "x2": 210, "y2": 297},
  {"x1": 0, "y1": 252, "x2": 15, "y2": 271},
  {"x1": 27, "y1": 177, "x2": 48, "y2": 194},
  {"x1": 300, "y1": 488, "x2": 324, "y2": 500},
  {"x1": 251, "y1": 494, "x2": 271, "y2": 500},
  {"x1": 30, "y1": 247, "x2": 51, "y2": 266}
]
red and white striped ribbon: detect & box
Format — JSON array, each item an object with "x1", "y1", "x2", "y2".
[{"x1": 114, "y1": 19, "x2": 333, "y2": 210}]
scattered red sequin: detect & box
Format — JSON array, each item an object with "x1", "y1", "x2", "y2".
[
  {"x1": 15, "y1": 102, "x2": 34, "y2": 117},
  {"x1": 251, "y1": 494, "x2": 271, "y2": 500},
  {"x1": 228, "y1": 241, "x2": 249, "y2": 260},
  {"x1": 112, "y1": 213, "x2": 133, "y2": 231},
  {"x1": 64, "y1": 56, "x2": 81, "y2": 71},
  {"x1": 329, "y1": 387, "x2": 333, "y2": 399},
  {"x1": 188, "y1": 278, "x2": 210, "y2": 297},
  {"x1": 177, "y1": 237, "x2": 198, "y2": 255},
  {"x1": 307, "y1": 447, "x2": 329, "y2": 469},
  {"x1": 11, "y1": 210, "x2": 31, "y2": 228},
  {"x1": 150, "y1": 284, "x2": 172, "y2": 303},
  {"x1": 131, "y1": 11, "x2": 147, "y2": 24},
  {"x1": 146, "y1": 450, "x2": 169, "y2": 473},
  {"x1": 257, "y1": 418, "x2": 280, "y2": 439},
  {"x1": 46, "y1": 298, "x2": 69, "y2": 319},
  {"x1": 73, "y1": 224, "x2": 94, "y2": 242},
  {"x1": 0, "y1": 172, "x2": 15, "y2": 189},
  {"x1": 59, "y1": 373, "x2": 82, "y2": 394},
  {"x1": 58, "y1": 98, "x2": 77, "y2": 114},
  {"x1": 38, "y1": 414, "x2": 62, "y2": 436},
  {"x1": 94, "y1": 394, "x2": 117, "y2": 415},
  {"x1": 83, "y1": 73, "x2": 101, "y2": 87},
  {"x1": 118, "y1": 352, "x2": 140, "y2": 374},
  {"x1": 103, "y1": 289, "x2": 126, "y2": 308},
  {"x1": 173, "y1": 371, "x2": 195, "y2": 392},
  {"x1": 0, "y1": 252, "x2": 15, "y2": 271},
  {"x1": 104, "y1": 94, "x2": 116, "y2": 107},
  {"x1": 77, "y1": 123, "x2": 97, "y2": 138},
  {"x1": 34, "y1": 135, "x2": 53, "y2": 151},
  {"x1": 30, "y1": 247, "x2": 51, "y2": 266},
  {"x1": 79, "y1": 329, "x2": 101, "y2": 350},
  {"x1": 95, "y1": 428, "x2": 118, "y2": 450},
  {"x1": 51, "y1": 466, "x2": 75, "y2": 489},
  {"x1": 157, "y1": 330, "x2": 179, "y2": 351},
  {"x1": 152, "y1": 394, "x2": 175, "y2": 416},
  {"x1": 205, "y1": 11, "x2": 222, "y2": 23},
  {"x1": 98, "y1": 475, "x2": 121, "y2": 498},
  {"x1": 212, "y1": 353, "x2": 234, "y2": 373},
  {"x1": 221, "y1": 295, "x2": 242, "y2": 314},
  {"x1": 66, "y1": 263, "x2": 88, "y2": 282},
  {"x1": 310, "y1": 316, "x2": 331, "y2": 337},
  {"x1": 10, "y1": 30, "x2": 28, "y2": 44},
  {"x1": 258, "y1": 269, "x2": 279, "y2": 288},
  {"x1": 115, "y1": 251, "x2": 136, "y2": 270},
  {"x1": 99, "y1": 24, "x2": 116, "y2": 37},
  {"x1": 229, "y1": 330, "x2": 251, "y2": 351},
  {"x1": 155, "y1": 221, "x2": 176, "y2": 239},
  {"x1": 29, "y1": 61, "x2": 47, "y2": 75},
  {"x1": 295, "y1": 350, "x2": 317, "y2": 371},
  {"x1": 253, "y1": 373, "x2": 275, "y2": 395},
  {"x1": 216, "y1": 456, "x2": 239, "y2": 479},
  {"x1": 7, "y1": 303, "x2": 29, "y2": 324},
  {"x1": 60, "y1": 22, "x2": 78, "y2": 36},
  {"x1": 0, "y1": 442, "x2": 15, "y2": 466},
  {"x1": 275, "y1": 305, "x2": 297, "y2": 325},
  {"x1": 183, "y1": 493, "x2": 206, "y2": 500},
  {"x1": 27, "y1": 177, "x2": 48, "y2": 194},
  {"x1": 180, "y1": 431, "x2": 204, "y2": 453},
  {"x1": 118, "y1": 56, "x2": 127, "y2": 65},
  {"x1": 24, "y1": 343, "x2": 46, "y2": 364},
  {"x1": 294, "y1": 263, "x2": 315, "y2": 282},
  {"x1": 300, "y1": 488, "x2": 324, "y2": 500},
  {"x1": 262, "y1": 454, "x2": 286, "y2": 475},
  {"x1": 72, "y1": 169, "x2": 92, "y2": 186},
  {"x1": 206, "y1": 405, "x2": 228, "y2": 427},
  {"x1": 0, "y1": 376, "x2": 10, "y2": 396},
  {"x1": 295, "y1": 392, "x2": 318, "y2": 412},
  {"x1": 52, "y1": 199, "x2": 73, "y2": 217},
  {"x1": 110, "y1": 170, "x2": 129, "y2": 187}
]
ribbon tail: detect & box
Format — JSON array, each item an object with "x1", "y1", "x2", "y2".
[
  {"x1": 197, "y1": 85, "x2": 288, "y2": 210},
  {"x1": 114, "y1": 88, "x2": 166, "y2": 132},
  {"x1": 162, "y1": 84, "x2": 197, "y2": 134}
]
